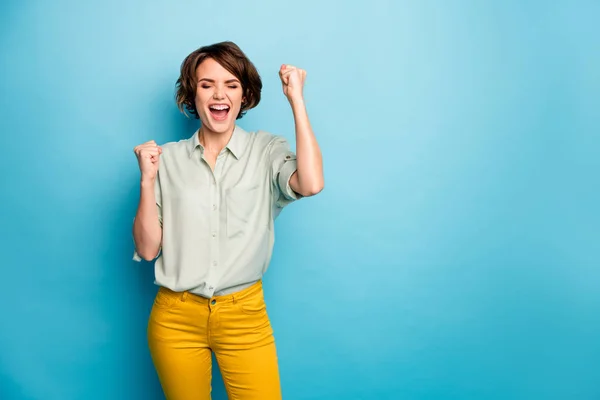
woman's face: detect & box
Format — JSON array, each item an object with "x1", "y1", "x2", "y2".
[{"x1": 195, "y1": 58, "x2": 244, "y2": 135}]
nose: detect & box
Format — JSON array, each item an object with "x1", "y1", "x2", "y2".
[{"x1": 213, "y1": 85, "x2": 225, "y2": 100}]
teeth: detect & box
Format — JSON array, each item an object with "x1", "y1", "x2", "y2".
[{"x1": 210, "y1": 105, "x2": 230, "y2": 110}]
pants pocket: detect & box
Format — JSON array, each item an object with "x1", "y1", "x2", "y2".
[
  {"x1": 239, "y1": 292, "x2": 268, "y2": 316},
  {"x1": 152, "y1": 287, "x2": 181, "y2": 313}
]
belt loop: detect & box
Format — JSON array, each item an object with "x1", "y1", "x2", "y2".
[{"x1": 182, "y1": 292, "x2": 188, "y2": 302}]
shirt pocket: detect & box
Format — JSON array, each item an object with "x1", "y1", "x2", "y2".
[{"x1": 226, "y1": 185, "x2": 260, "y2": 238}]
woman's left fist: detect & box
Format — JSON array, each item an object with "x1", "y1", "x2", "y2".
[{"x1": 279, "y1": 64, "x2": 306, "y2": 102}]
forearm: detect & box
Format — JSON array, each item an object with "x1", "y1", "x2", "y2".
[
  {"x1": 133, "y1": 179, "x2": 162, "y2": 261},
  {"x1": 289, "y1": 97, "x2": 324, "y2": 196}
]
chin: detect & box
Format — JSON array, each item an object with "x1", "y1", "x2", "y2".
[{"x1": 200, "y1": 115, "x2": 236, "y2": 134}]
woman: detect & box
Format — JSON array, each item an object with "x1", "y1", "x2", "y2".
[{"x1": 132, "y1": 41, "x2": 323, "y2": 400}]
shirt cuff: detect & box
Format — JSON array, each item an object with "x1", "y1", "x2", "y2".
[{"x1": 278, "y1": 156, "x2": 301, "y2": 200}]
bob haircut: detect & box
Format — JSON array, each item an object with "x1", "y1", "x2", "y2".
[{"x1": 175, "y1": 41, "x2": 262, "y2": 119}]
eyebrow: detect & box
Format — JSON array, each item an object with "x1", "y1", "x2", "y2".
[{"x1": 198, "y1": 78, "x2": 241, "y2": 84}]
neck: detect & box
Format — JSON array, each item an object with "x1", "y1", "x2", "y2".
[{"x1": 198, "y1": 125, "x2": 235, "y2": 153}]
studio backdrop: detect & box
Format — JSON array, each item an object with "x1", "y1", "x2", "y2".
[{"x1": 1, "y1": 1, "x2": 598, "y2": 399}]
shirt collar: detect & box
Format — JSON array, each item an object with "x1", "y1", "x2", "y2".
[
  {"x1": 187, "y1": 125, "x2": 249, "y2": 160},
  {"x1": 226, "y1": 125, "x2": 248, "y2": 159}
]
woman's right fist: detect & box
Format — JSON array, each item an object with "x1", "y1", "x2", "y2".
[{"x1": 133, "y1": 140, "x2": 162, "y2": 180}]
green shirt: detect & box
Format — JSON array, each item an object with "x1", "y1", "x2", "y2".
[{"x1": 133, "y1": 125, "x2": 299, "y2": 297}]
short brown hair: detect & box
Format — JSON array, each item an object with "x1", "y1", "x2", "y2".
[{"x1": 175, "y1": 41, "x2": 262, "y2": 119}]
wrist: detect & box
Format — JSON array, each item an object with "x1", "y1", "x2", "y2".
[
  {"x1": 140, "y1": 177, "x2": 156, "y2": 188},
  {"x1": 288, "y1": 95, "x2": 305, "y2": 107}
]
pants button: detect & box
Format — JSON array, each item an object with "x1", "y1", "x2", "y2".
[{"x1": 211, "y1": 299, "x2": 216, "y2": 305}]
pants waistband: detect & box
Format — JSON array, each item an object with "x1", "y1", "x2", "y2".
[{"x1": 158, "y1": 280, "x2": 263, "y2": 305}]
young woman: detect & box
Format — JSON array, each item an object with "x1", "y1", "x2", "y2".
[{"x1": 132, "y1": 41, "x2": 324, "y2": 400}]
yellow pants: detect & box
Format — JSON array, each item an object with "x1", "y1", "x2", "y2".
[{"x1": 147, "y1": 280, "x2": 282, "y2": 400}]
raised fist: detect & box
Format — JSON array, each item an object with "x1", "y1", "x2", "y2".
[
  {"x1": 279, "y1": 64, "x2": 306, "y2": 102},
  {"x1": 133, "y1": 140, "x2": 162, "y2": 181}
]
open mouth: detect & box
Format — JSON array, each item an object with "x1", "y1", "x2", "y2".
[{"x1": 209, "y1": 104, "x2": 230, "y2": 121}]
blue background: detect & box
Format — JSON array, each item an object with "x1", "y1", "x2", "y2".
[{"x1": 1, "y1": 1, "x2": 599, "y2": 399}]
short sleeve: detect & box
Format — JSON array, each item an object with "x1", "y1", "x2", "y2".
[
  {"x1": 132, "y1": 175, "x2": 163, "y2": 262},
  {"x1": 269, "y1": 136, "x2": 301, "y2": 210}
]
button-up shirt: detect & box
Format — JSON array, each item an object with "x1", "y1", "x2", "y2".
[{"x1": 133, "y1": 125, "x2": 299, "y2": 297}]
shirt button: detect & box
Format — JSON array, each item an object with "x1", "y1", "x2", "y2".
[
  {"x1": 213, "y1": 204, "x2": 217, "y2": 211},
  {"x1": 212, "y1": 261, "x2": 218, "y2": 266},
  {"x1": 211, "y1": 232, "x2": 216, "y2": 238}
]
